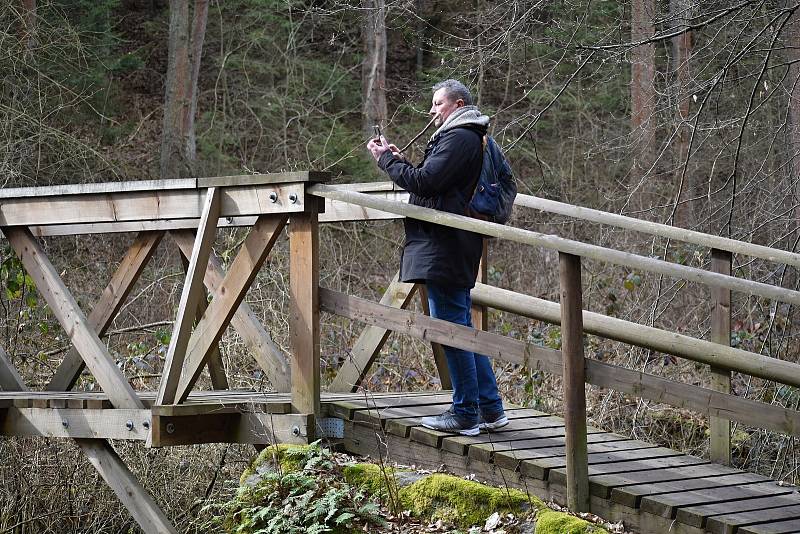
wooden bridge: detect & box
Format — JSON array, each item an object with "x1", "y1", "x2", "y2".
[{"x1": 1, "y1": 173, "x2": 800, "y2": 533}]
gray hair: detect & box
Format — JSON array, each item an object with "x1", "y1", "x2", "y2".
[{"x1": 432, "y1": 79, "x2": 473, "y2": 106}]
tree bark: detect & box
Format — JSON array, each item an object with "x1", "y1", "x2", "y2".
[
  {"x1": 631, "y1": 0, "x2": 657, "y2": 201},
  {"x1": 671, "y1": 0, "x2": 694, "y2": 226},
  {"x1": 184, "y1": 0, "x2": 208, "y2": 162},
  {"x1": 362, "y1": 0, "x2": 387, "y2": 137},
  {"x1": 161, "y1": 0, "x2": 191, "y2": 181},
  {"x1": 20, "y1": 0, "x2": 36, "y2": 59},
  {"x1": 161, "y1": 0, "x2": 207, "y2": 181},
  {"x1": 785, "y1": 5, "x2": 800, "y2": 234}
]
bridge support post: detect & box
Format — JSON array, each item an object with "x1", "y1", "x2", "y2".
[
  {"x1": 558, "y1": 252, "x2": 590, "y2": 513},
  {"x1": 710, "y1": 248, "x2": 732, "y2": 465},
  {"x1": 289, "y1": 198, "x2": 321, "y2": 427}
]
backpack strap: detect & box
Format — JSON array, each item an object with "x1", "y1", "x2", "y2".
[{"x1": 464, "y1": 135, "x2": 489, "y2": 220}]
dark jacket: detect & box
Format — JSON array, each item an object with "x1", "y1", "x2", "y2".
[{"x1": 378, "y1": 124, "x2": 486, "y2": 288}]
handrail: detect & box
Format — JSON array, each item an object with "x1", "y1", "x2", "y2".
[
  {"x1": 344, "y1": 183, "x2": 800, "y2": 268},
  {"x1": 470, "y1": 283, "x2": 800, "y2": 388},
  {"x1": 515, "y1": 194, "x2": 800, "y2": 269},
  {"x1": 308, "y1": 185, "x2": 800, "y2": 307}
]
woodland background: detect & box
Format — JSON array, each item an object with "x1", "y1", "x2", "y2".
[{"x1": 3, "y1": 0, "x2": 800, "y2": 531}]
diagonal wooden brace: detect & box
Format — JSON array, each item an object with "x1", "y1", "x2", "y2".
[
  {"x1": 157, "y1": 188, "x2": 220, "y2": 405},
  {"x1": 0, "y1": 345, "x2": 26, "y2": 392},
  {"x1": 0, "y1": 273, "x2": 174, "y2": 533},
  {"x1": 417, "y1": 284, "x2": 452, "y2": 390},
  {"x1": 178, "y1": 254, "x2": 229, "y2": 390},
  {"x1": 328, "y1": 270, "x2": 417, "y2": 393},
  {"x1": 46, "y1": 231, "x2": 164, "y2": 391},
  {"x1": 171, "y1": 231, "x2": 291, "y2": 392},
  {"x1": 76, "y1": 439, "x2": 177, "y2": 533},
  {"x1": 174, "y1": 215, "x2": 288, "y2": 403},
  {"x1": 4, "y1": 227, "x2": 143, "y2": 410}
]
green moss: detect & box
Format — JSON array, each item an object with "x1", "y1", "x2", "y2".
[
  {"x1": 239, "y1": 443, "x2": 310, "y2": 485},
  {"x1": 342, "y1": 462, "x2": 397, "y2": 498},
  {"x1": 399, "y1": 473, "x2": 534, "y2": 527},
  {"x1": 341, "y1": 465, "x2": 607, "y2": 532},
  {"x1": 535, "y1": 510, "x2": 604, "y2": 533},
  {"x1": 235, "y1": 453, "x2": 607, "y2": 533}
]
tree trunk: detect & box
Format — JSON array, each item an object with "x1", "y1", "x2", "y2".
[
  {"x1": 671, "y1": 0, "x2": 694, "y2": 226},
  {"x1": 631, "y1": 0, "x2": 657, "y2": 203},
  {"x1": 161, "y1": 0, "x2": 191, "y2": 181},
  {"x1": 362, "y1": 0, "x2": 387, "y2": 137},
  {"x1": 184, "y1": 0, "x2": 208, "y2": 162},
  {"x1": 21, "y1": 0, "x2": 36, "y2": 59},
  {"x1": 415, "y1": 0, "x2": 424, "y2": 76},
  {"x1": 785, "y1": 6, "x2": 800, "y2": 236},
  {"x1": 161, "y1": 0, "x2": 207, "y2": 181}
]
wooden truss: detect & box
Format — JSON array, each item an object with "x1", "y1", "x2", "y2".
[
  {"x1": 0, "y1": 175, "x2": 467, "y2": 532},
  {"x1": 0, "y1": 173, "x2": 341, "y2": 532}
]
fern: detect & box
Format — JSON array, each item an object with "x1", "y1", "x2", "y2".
[{"x1": 206, "y1": 443, "x2": 387, "y2": 534}]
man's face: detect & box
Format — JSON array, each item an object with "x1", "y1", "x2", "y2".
[{"x1": 430, "y1": 88, "x2": 463, "y2": 127}]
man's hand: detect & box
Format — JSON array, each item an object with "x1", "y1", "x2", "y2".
[{"x1": 367, "y1": 136, "x2": 403, "y2": 161}]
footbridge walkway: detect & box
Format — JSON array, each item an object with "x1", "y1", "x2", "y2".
[{"x1": 0, "y1": 173, "x2": 799, "y2": 533}]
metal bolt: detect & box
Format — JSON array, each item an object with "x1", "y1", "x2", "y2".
[
  {"x1": 125, "y1": 420, "x2": 134, "y2": 431},
  {"x1": 269, "y1": 192, "x2": 278, "y2": 203},
  {"x1": 142, "y1": 421, "x2": 150, "y2": 429},
  {"x1": 61, "y1": 420, "x2": 69, "y2": 429},
  {"x1": 166, "y1": 422, "x2": 175, "y2": 434},
  {"x1": 292, "y1": 425, "x2": 301, "y2": 437},
  {"x1": 288, "y1": 193, "x2": 298, "y2": 204}
]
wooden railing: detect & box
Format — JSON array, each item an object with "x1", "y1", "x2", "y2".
[{"x1": 309, "y1": 183, "x2": 800, "y2": 513}]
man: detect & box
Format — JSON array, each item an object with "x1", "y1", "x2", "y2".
[{"x1": 366, "y1": 79, "x2": 507, "y2": 436}]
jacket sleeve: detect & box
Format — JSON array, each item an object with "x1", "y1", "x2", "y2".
[{"x1": 378, "y1": 130, "x2": 479, "y2": 197}]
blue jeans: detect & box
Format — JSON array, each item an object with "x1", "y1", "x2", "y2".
[{"x1": 426, "y1": 281, "x2": 504, "y2": 423}]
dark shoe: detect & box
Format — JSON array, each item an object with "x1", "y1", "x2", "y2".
[
  {"x1": 421, "y1": 410, "x2": 479, "y2": 436},
  {"x1": 479, "y1": 411, "x2": 509, "y2": 431}
]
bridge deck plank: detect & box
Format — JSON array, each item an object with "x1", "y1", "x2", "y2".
[
  {"x1": 739, "y1": 518, "x2": 800, "y2": 533},
  {"x1": 679, "y1": 494, "x2": 800, "y2": 530}
]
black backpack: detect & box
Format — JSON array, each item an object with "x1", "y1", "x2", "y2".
[{"x1": 467, "y1": 136, "x2": 516, "y2": 224}]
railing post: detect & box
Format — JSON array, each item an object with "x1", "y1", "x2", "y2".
[
  {"x1": 289, "y1": 196, "x2": 321, "y2": 430},
  {"x1": 710, "y1": 248, "x2": 732, "y2": 465},
  {"x1": 558, "y1": 252, "x2": 590, "y2": 512},
  {"x1": 471, "y1": 239, "x2": 489, "y2": 331}
]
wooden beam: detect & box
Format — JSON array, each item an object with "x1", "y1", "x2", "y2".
[
  {"x1": 174, "y1": 215, "x2": 288, "y2": 402},
  {"x1": 289, "y1": 209, "x2": 320, "y2": 419},
  {"x1": 198, "y1": 171, "x2": 329, "y2": 187},
  {"x1": 0, "y1": 172, "x2": 328, "y2": 199},
  {"x1": 559, "y1": 252, "x2": 590, "y2": 513},
  {"x1": 178, "y1": 254, "x2": 228, "y2": 390},
  {"x1": 319, "y1": 288, "x2": 800, "y2": 437},
  {"x1": 308, "y1": 185, "x2": 800, "y2": 308},
  {"x1": 514, "y1": 194, "x2": 800, "y2": 269},
  {"x1": 417, "y1": 284, "x2": 451, "y2": 390},
  {"x1": 0, "y1": 183, "x2": 305, "y2": 227},
  {"x1": 150, "y1": 412, "x2": 311, "y2": 447},
  {"x1": 157, "y1": 188, "x2": 220, "y2": 405},
  {"x1": 710, "y1": 248, "x2": 732, "y2": 465},
  {"x1": 26, "y1": 189, "x2": 407, "y2": 236},
  {"x1": 471, "y1": 240, "x2": 489, "y2": 330},
  {"x1": 0, "y1": 345, "x2": 26, "y2": 392},
  {"x1": 76, "y1": 438, "x2": 177, "y2": 533},
  {"x1": 328, "y1": 271, "x2": 417, "y2": 392},
  {"x1": 47, "y1": 231, "x2": 164, "y2": 391},
  {"x1": 0, "y1": 286, "x2": 174, "y2": 534},
  {"x1": 4, "y1": 227, "x2": 143, "y2": 409},
  {"x1": 2, "y1": 408, "x2": 150, "y2": 440},
  {"x1": 171, "y1": 231, "x2": 291, "y2": 392},
  {"x1": 470, "y1": 283, "x2": 800, "y2": 389}
]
